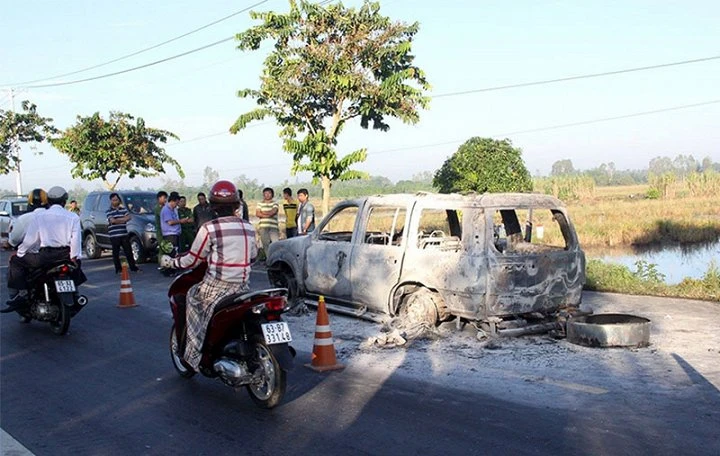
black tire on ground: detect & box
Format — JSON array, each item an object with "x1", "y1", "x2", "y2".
[
  {"x1": 246, "y1": 337, "x2": 287, "y2": 409},
  {"x1": 129, "y1": 235, "x2": 145, "y2": 264},
  {"x1": 269, "y1": 267, "x2": 300, "y2": 303},
  {"x1": 49, "y1": 302, "x2": 70, "y2": 336},
  {"x1": 83, "y1": 234, "x2": 101, "y2": 259},
  {"x1": 18, "y1": 313, "x2": 31, "y2": 323},
  {"x1": 169, "y1": 325, "x2": 196, "y2": 378}
]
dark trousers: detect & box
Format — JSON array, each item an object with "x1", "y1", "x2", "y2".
[
  {"x1": 285, "y1": 227, "x2": 298, "y2": 239},
  {"x1": 110, "y1": 235, "x2": 138, "y2": 273},
  {"x1": 8, "y1": 247, "x2": 74, "y2": 290}
]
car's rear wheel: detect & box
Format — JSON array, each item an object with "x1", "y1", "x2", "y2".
[
  {"x1": 399, "y1": 288, "x2": 440, "y2": 328},
  {"x1": 83, "y1": 234, "x2": 101, "y2": 259}
]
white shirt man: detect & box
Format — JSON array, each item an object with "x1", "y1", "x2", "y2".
[
  {"x1": 19, "y1": 204, "x2": 81, "y2": 260},
  {"x1": 8, "y1": 207, "x2": 46, "y2": 251}
]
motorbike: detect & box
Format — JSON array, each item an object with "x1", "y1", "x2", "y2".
[
  {"x1": 7, "y1": 260, "x2": 89, "y2": 335},
  {"x1": 168, "y1": 263, "x2": 295, "y2": 409}
]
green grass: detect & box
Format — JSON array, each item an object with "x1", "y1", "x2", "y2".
[{"x1": 586, "y1": 259, "x2": 720, "y2": 302}]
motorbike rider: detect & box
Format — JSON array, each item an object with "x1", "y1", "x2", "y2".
[
  {"x1": 5, "y1": 188, "x2": 48, "y2": 250},
  {"x1": 3, "y1": 186, "x2": 83, "y2": 312},
  {"x1": 160, "y1": 180, "x2": 257, "y2": 371}
]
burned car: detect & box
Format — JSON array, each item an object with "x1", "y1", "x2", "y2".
[{"x1": 266, "y1": 192, "x2": 585, "y2": 335}]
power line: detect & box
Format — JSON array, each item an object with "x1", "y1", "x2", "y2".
[
  {"x1": 9, "y1": 98, "x2": 717, "y2": 180},
  {"x1": 368, "y1": 99, "x2": 720, "y2": 155},
  {"x1": 1, "y1": 1, "x2": 268, "y2": 87},
  {"x1": 166, "y1": 120, "x2": 273, "y2": 148},
  {"x1": 432, "y1": 54, "x2": 720, "y2": 98},
  {"x1": 20, "y1": 37, "x2": 235, "y2": 89}
]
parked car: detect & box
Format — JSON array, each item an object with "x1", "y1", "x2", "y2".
[
  {"x1": 80, "y1": 191, "x2": 158, "y2": 263},
  {"x1": 266, "y1": 192, "x2": 586, "y2": 335},
  {"x1": 0, "y1": 196, "x2": 30, "y2": 238}
]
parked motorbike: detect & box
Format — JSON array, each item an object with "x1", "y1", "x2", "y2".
[
  {"x1": 5, "y1": 260, "x2": 89, "y2": 335},
  {"x1": 168, "y1": 263, "x2": 295, "y2": 409}
]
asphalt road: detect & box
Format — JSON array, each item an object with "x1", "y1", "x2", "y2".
[{"x1": 1, "y1": 251, "x2": 718, "y2": 455}]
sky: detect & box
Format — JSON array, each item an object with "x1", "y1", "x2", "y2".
[{"x1": 1, "y1": 0, "x2": 718, "y2": 194}]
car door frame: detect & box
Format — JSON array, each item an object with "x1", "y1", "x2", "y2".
[
  {"x1": 349, "y1": 200, "x2": 410, "y2": 312},
  {"x1": 303, "y1": 201, "x2": 362, "y2": 302}
]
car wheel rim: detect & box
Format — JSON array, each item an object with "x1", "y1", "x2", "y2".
[
  {"x1": 85, "y1": 238, "x2": 95, "y2": 257},
  {"x1": 131, "y1": 239, "x2": 141, "y2": 262}
]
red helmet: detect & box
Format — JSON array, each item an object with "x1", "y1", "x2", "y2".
[{"x1": 209, "y1": 180, "x2": 239, "y2": 205}]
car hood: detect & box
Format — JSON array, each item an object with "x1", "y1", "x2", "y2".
[
  {"x1": 267, "y1": 234, "x2": 312, "y2": 261},
  {"x1": 132, "y1": 213, "x2": 156, "y2": 226}
]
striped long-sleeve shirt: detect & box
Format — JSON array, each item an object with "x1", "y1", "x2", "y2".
[{"x1": 173, "y1": 216, "x2": 257, "y2": 283}]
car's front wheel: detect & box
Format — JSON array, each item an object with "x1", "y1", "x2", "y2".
[
  {"x1": 129, "y1": 235, "x2": 145, "y2": 264},
  {"x1": 83, "y1": 234, "x2": 101, "y2": 259}
]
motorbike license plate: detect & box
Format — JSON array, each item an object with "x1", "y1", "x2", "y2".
[
  {"x1": 55, "y1": 280, "x2": 76, "y2": 293},
  {"x1": 261, "y1": 322, "x2": 292, "y2": 345}
]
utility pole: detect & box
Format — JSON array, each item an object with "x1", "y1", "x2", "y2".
[{"x1": 9, "y1": 88, "x2": 23, "y2": 196}]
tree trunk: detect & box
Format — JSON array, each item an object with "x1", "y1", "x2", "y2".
[{"x1": 321, "y1": 175, "x2": 331, "y2": 216}]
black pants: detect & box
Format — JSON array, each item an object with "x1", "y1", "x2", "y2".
[
  {"x1": 285, "y1": 227, "x2": 298, "y2": 239},
  {"x1": 7, "y1": 247, "x2": 84, "y2": 290},
  {"x1": 110, "y1": 235, "x2": 138, "y2": 273}
]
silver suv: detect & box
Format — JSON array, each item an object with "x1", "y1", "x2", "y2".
[
  {"x1": 267, "y1": 192, "x2": 586, "y2": 335},
  {"x1": 0, "y1": 196, "x2": 30, "y2": 239},
  {"x1": 80, "y1": 191, "x2": 158, "y2": 263}
]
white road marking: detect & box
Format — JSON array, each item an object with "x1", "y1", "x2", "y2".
[{"x1": 1, "y1": 428, "x2": 35, "y2": 455}]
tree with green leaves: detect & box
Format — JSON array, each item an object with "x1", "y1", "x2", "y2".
[
  {"x1": 53, "y1": 112, "x2": 182, "y2": 190},
  {"x1": 433, "y1": 137, "x2": 532, "y2": 194},
  {"x1": 0, "y1": 100, "x2": 58, "y2": 175},
  {"x1": 550, "y1": 159, "x2": 575, "y2": 176},
  {"x1": 231, "y1": 0, "x2": 430, "y2": 213}
]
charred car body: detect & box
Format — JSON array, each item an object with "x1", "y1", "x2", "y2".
[{"x1": 267, "y1": 192, "x2": 586, "y2": 335}]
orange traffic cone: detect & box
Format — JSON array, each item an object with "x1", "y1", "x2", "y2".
[
  {"x1": 305, "y1": 296, "x2": 344, "y2": 372},
  {"x1": 117, "y1": 261, "x2": 138, "y2": 308}
]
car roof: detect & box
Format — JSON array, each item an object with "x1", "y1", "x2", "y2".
[
  {"x1": 357, "y1": 192, "x2": 567, "y2": 209},
  {"x1": 1, "y1": 196, "x2": 28, "y2": 203},
  {"x1": 87, "y1": 190, "x2": 156, "y2": 195}
]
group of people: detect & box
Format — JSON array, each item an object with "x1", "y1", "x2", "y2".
[
  {"x1": 2, "y1": 180, "x2": 315, "y2": 373},
  {"x1": 152, "y1": 185, "x2": 316, "y2": 265},
  {"x1": 254, "y1": 186, "x2": 316, "y2": 257}
]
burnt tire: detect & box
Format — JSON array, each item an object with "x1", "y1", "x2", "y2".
[
  {"x1": 269, "y1": 267, "x2": 300, "y2": 305},
  {"x1": 399, "y1": 289, "x2": 440, "y2": 327},
  {"x1": 49, "y1": 302, "x2": 70, "y2": 336},
  {"x1": 169, "y1": 324, "x2": 195, "y2": 378},
  {"x1": 246, "y1": 337, "x2": 286, "y2": 409},
  {"x1": 83, "y1": 234, "x2": 101, "y2": 259}
]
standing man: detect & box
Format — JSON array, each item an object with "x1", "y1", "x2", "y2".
[
  {"x1": 160, "y1": 180, "x2": 257, "y2": 371},
  {"x1": 193, "y1": 192, "x2": 215, "y2": 230},
  {"x1": 107, "y1": 192, "x2": 140, "y2": 274},
  {"x1": 68, "y1": 200, "x2": 81, "y2": 215},
  {"x1": 255, "y1": 187, "x2": 279, "y2": 257},
  {"x1": 297, "y1": 188, "x2": 316, "y2": 235},
  {"x1": 281, "y1": 187, "x2": 298, "y2": 239},
  {"x1": 161, "y1": 193, "x2": 187, "y2": 255},
  {"x1": 154, "y1": 191, "x2": 168, "y2": 242},
  {"x1": 177, "y1": 196, "x2": 195, "y2": 254},
  {"x1": 154, "y1": 190, "x2": 168, "y2": 265}
]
